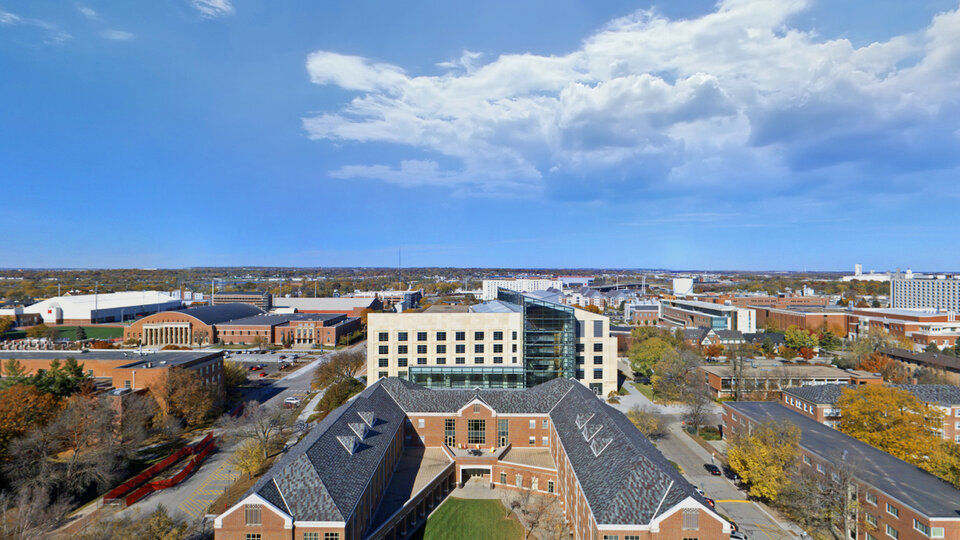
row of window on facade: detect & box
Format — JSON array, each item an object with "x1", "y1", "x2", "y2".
[
  {"x1": 379, "y1": 331, "x2": 517, "y2": 342},
  {"x1": 496, "y1": 471, "x2": 554, "y2": 493},
  {"x1": 242, "y1": 505, "x2": 340, "y2": 539},
  {"x1": 379, "y1": 357, "x2": 519, "y2": 366},
  {"x1": 378, "y1": 343, "x2": 527, "y2": 354}
]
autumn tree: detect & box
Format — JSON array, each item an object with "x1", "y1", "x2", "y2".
[
  {"x1": 0, "y1": 316, "x2": 14, "y2": 335},
  {"x1": 651, "y1": 349, "x2": 700, "y2": 401},
  {"x1": 727, "y1": 420, "x2": 801, "y2": 500},
  {"x1": 629, "y1": 337, "x2": 675, "y2": 377},
  {"x1": 312, "y1": 348, "x2": 365, "y2": 390},
  {"x1": 626, "y1": 405, "x2": 667, "y2": 440},
  {"x1": 837, "y1": 386, "x2": 947, "y2": 472},
  {"x1": 785, "y1": 325, "x2": 819, "y2": 350},
  {"x1": 855, "y1": 352, "x2": 908, "y2": 382},
  {"x1": 152, "y1": 368, "x2": 218, "y2": 427},
  {"x1": 0, "y1": 486, "x2": 71, "y2": 540},
  {"x1": 231, "y1": 439, "x2": 267, "y2": 479},
  {"x1": 25, "y1": 324, "x2": 47, "y2": 339},
  {"x1": 704, "y1": 344, "x2": 724, "y2": 358},
  {"x1": 221, "y1": 401, "x2": 291, "y2": 459},
  {"x1": 222, "y1": 360, "x2": 248, "y2": 390},
  {"x1": 0, "y1": 384, "x2": 60, "y2": 459},
  {"x1": 583, "y1": 304, "x2": 601, "y2": 314}
]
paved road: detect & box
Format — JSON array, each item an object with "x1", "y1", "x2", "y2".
[
  {"x1": 611, "y1": 384, "x2": 800, "y2": 540},
  {"x1": 114, "y1": 347, "x2": 361, "y2": 523}
]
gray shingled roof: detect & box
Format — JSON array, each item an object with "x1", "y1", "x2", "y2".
[
  {"x1": 714, "y1": 330, "x2": 744, "y2": 341},
  {"x1": 378, "y1": 376, "x2": 575, "y2": 414},
  {"x1": 177, "y1": 303, "x2": 263, "y2": 325},
  {"x1": 248, "y1": 377, "x2": 710, "y2": 528},
  {"x1": 781, "y1": 384, "x2": 854, "y2": 404},
  {"x1": 248, "y1": 379, "x2": 407, "y2": 522},
  {"x1": 549, "y1": 383, "x2": 704, "y2": 525},
  {"x1": 784, "y1": 383, "x2": 960, "y2": 406},
  {"x1": 892, "y1": 384, "x2": 960, "y2": 405},
  {"x1": 727, "y1": 402, "x2": 960, "y2": 518},
  {"x1": 218, "y1": 313, "x2": 342, "y2": 327}
]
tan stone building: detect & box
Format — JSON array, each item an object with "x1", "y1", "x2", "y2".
[{"x1": 366, "y1": 290, "x2": 618, "y2": 396}]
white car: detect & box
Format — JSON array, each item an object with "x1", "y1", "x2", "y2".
[{"x1": 283, "y1": 396, "x2": 302, "y2": 408}]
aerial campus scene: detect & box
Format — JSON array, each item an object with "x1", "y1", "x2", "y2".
[{"x1": 2, "y1": 1, "x2": 960, "y2": 539}]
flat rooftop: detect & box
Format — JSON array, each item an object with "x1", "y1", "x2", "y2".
[
  {"x1": 367, "y1": 447, "x2": 452, "y2": 534},
  {"x1": 727, "y1": 402, "x2": 960, "y2": 518},
  {"x1": 0, "y1": 350, "x2": 221, "y2": 369},
  {"x1": 422, "y1": 305, "x2": 470, "y2": 313},
  {"x1": 701, "y1": 364, "x2": 852, "y2": 379},
  {"x1": 499, "y1": 447, "x2": 556, "y2": 470}
]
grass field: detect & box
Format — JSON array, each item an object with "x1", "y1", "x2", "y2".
[
  {"x1": 2, "y1": 326, "x2": 122, "y2": 341},
  {"x1": 412, "y1": 498, "x2": 523, "y2": 540}
]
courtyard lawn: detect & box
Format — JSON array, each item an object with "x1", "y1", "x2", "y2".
[{"x1": 415, "y1": 498, "x2": 523, "y2": 540}]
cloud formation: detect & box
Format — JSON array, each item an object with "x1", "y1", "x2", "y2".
[
  {"x1": 303, "y1": 0, "x2": 960, "y2": 198},
  {"x1": 101, "y1": 29, "x2": 134, "y2": 41},
  {"x1": 191, "y1": 0, "x2": 234, "y2": 19},
  {"x1": 0, "y1": 7, "x2": 71, "y2": 44}
]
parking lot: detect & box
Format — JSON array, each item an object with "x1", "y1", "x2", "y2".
[{"x1": 221, "y1": 350, "x2": 317, "y2": 378}]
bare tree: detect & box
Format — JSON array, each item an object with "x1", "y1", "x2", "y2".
[
  {"x1": 192, "y1": 329, "x2": 209, "y2": 347},
  {"x1": 221, "y1": 401, "x2": 291, "y2": 459},
  {"x1": 509, "y1": 488, "x2": 560, "y2": 540},
  {"x1": 0, "y1": 486, "x2": 70, "y2": 540},
  {"x1": 778, "y1": 451, "x2": 861, "y2": 540},
  {"x1": 681, "y1": 377, "x2": 713, "y2": 432},
  {"x1": 312, "y1": 348, "x2": 365, "y2": 390}
]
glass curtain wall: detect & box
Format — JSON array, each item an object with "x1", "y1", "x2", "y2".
[{"x1": 498, "y1": 288, "x2": 576, "y2": 388}]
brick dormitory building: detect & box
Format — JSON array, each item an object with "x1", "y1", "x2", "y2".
[
  {"x1": 722, "y1": 402, "x2": 960, "y2": 540},
  {"x1": 214, "y1": 377, "x2": 732, "y2": 540}
]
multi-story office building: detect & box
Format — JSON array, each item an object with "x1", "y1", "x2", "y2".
[
  {"x1": 212, "y1": 291, "x2": 272, "y2": 311},
  {"x1": 367, "y1": 289, "x2": 618, "y2": 395},
  {"x1": 660, "y1": 298, "x2": 756, "y2": 333},
  {"x1": 848, "y1": 308, "x2": 960, "y2": 350},
  {"x1": 480, "y1": 277, "x2": 563, "y2": 301},
  {"x1": 891, "y1": 270, "x2": 960, "y2": 311}
]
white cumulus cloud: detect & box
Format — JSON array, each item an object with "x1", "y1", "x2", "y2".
[{"x1": 303, "y1": 0, "x2": 960, "y2": 198}]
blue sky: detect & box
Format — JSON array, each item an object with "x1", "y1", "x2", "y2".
[{"x1": 1, "y1": 0, "x2": 958, "y2": 271}]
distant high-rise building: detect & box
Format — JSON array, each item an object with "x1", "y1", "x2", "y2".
[
  {"x1": 891, "y1": 270, "x2": 960, "y2": 311},
  {"x1": 480, "y1": 277, "x2": 563, "y2": 301}
]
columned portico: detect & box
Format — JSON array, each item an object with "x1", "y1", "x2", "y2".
[{"x1": 142, "y1": 323, "x2": 191, "y2": 346}]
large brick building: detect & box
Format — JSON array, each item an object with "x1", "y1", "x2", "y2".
[
  {"x1": 214, "y1": 377, "x2": 731, "y2": 540},
  {"x1": 781, "y1": 383, "x2": 960, "y2": 443},
  {"x1": 218, "y1": 313, "x2": 361, "y2": 347},
  {"x1": 0, "y1": 349, "x2": 224, "y2": 391},
  {"x1": 124, "y1": 303, "x2": 264, "y2": 346},
  {"x1": 699, "y1": 363, "x2": 881, "y2": 398},
  {"x1": 722, "y1": 402, "x2": 960, "y2": 540}
]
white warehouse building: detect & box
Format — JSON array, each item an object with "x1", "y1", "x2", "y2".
[
  {"x1": 481, "y1": 278, "x2": 563, "y2": 301},
  {"x1": 25, "y1": 291, "x2": 182, "y2": 325}
]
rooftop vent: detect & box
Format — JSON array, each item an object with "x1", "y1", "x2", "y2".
[
  {"x1": 348, "y1": 422, "x2": 369, "y2": 440},
  {"x1": 575, "y1": 413, "x2": 594, "y2": 430},
  {"x1": 581, "y1": 422, "x2": 602, "y2": 442},
  {"x1": 358, "y1": 411, "x2": 376, "y2": 428},
  {"x1": 590, "y1": 437, "x2": 613, "y2": 457},
  {"x1": 337, "y1": 435, "x2": 360, "y2": 455}
]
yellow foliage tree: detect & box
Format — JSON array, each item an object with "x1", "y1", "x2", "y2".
[
  {"x1": 727, "y1": 420, "x2": 800, "y2": 500},
  {"x1": 837, "y1": 386, "x2": 953, "y2": 477},
  {"x1": 232, "y1": 439, "x2": 266, "y2": 479}
]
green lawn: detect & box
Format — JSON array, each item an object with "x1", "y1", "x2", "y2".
[
  {"x1": 631, "y1": 381, "x2": 658, "y2": 402},
  {"x1": 414, "y1": 498, "x2": 523, "y2": 540},
  {"x1": 53, "y1": 326, "x2": 124, "y2": 340}
]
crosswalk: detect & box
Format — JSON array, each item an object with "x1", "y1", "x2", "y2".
[{"x1": 176, "y1": 457, "x2": 241, "y2": 520}]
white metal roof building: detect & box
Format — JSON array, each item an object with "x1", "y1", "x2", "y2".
[{"x1": 24, "y1": 291, "x2": 182, "y2": 324}]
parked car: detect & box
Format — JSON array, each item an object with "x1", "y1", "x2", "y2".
[
  {"x1": 724, "y1": 467, "x2": 740, "y2": 482},
  {"x1": 703, "y1": 497, "x2": 715, "y2": 508},
  {"x1": 283, "y1": 396, "x2": 301, "y2": 408},
  {"x1": 696, "y1": 488, "x2": 705, "y2": 497},
  {"x1": 704, "y1": 464, "x2": 722, "y2": 476},
  {"x1": 249, "y1": 365, "x2": 262, "y2": 371},
  {"x1": 258, "y1": 372, "x2": 268, "y2": 377}
]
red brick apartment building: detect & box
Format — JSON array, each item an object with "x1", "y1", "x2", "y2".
[
  {"x1": 694, "y1": 295, "x2": 830, "y2": 309},
  {"x1": 781, "y1": 383, "x2": 960, "y2": 443},
  {"x1": 214, "y1": 378, "x2": 731, "y2": 540},
  {"x1": 752, "y1": 307, "x2": 851, "y2": 335},
  {"x1": 217, "y1": 313, "x2": 361, "y2": 347},
  {"x1": 722, "y1": 402, "x2": 960, "y2": 540},
  {"x1": 699, "y1": 363, "x2": 881, "y2": 399},
  {"x1": 0, "y1": 349, "x2": 224, "y2": 391},
  {"x1": 848, "y1": 309, "x2": 960, "y2": 350}
]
